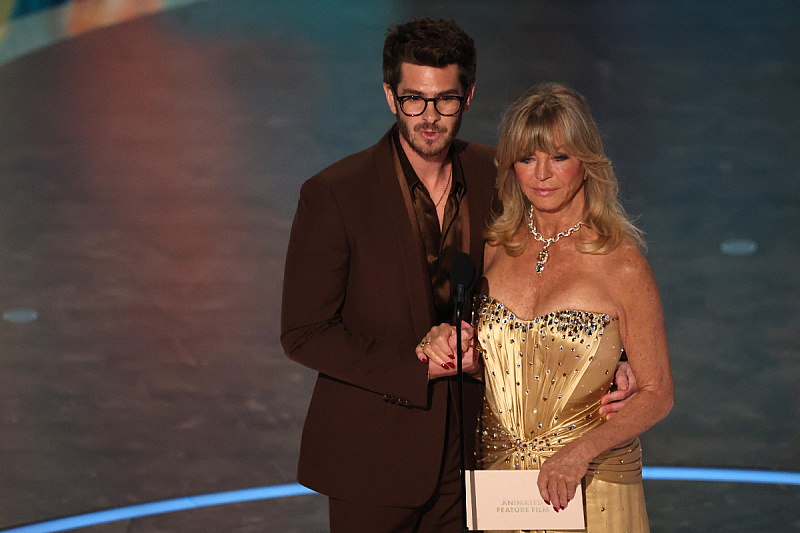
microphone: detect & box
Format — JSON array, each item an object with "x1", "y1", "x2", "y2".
[{"x1": 450, "y1": 252, "x2": 476, "y2": 309}]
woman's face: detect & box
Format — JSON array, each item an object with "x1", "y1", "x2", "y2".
[{"x1": 513, "y1": 148, "x2": 586, "y2": 216}]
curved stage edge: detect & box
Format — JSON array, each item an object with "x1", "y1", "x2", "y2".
[{"x1": 1, "y1": 468, "x2": 799, "y2": 533}]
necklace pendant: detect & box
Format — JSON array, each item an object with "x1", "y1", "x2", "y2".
[{"x1": 536, "y1": 249, "x2": 549, "y2": 274}]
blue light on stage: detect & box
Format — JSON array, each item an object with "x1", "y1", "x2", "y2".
[
  {"x1": 0, "y1": 484, "x2": 316, "y2": 533},
  {"x1": 1, "y1": 469, "x2": 798, "y2": 533},
  {"x1": 643, "y1": 466, "x2": 800, "y2": 486}
]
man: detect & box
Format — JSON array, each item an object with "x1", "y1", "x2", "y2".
[{"x1": 281, "y1": 18, "x2": 634, "y2": 532}]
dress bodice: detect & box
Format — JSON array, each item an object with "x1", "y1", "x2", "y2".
[{"x1": 474, "y1": 295, "x2": 641, "y2": 482}]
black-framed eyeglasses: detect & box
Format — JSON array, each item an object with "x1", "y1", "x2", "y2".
[{"x1": 393, "y1": 90, "x2": 466, "y2": 117}]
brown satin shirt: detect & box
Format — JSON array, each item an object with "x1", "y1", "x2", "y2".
[{"x1": 393, "y1": 129, "x2": 465, "y2": 325}]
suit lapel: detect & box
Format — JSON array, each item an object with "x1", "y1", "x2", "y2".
[
  {"x1": 372, "y1": 132, "x2": 494, "y2": 336},
  {"x1": 373, "y1": 130, "x2": 436, "y2": 339}
]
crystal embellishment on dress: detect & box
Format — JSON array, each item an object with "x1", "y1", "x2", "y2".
[{"x1": 473, "y1": 294, "x2": 636, "y2": 481}]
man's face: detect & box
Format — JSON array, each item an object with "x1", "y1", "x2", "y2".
[{"x1": 383, "y1": 63, "x2": 474, "y2": 160}]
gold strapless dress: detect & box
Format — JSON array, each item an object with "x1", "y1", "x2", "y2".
[{"x1": 474, "y1": 295, "x2": 649, "y2": 533}]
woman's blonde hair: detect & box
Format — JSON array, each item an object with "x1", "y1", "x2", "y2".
[{"x1": 486, "y1": 82, "x2": 644, "y2": 256}]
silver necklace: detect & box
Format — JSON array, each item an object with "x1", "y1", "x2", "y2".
[
  {"x1": 527, "y1": 206, "x2": 583, "y2": 274},
  {"x1": 434, "y1": 166, "x2": 452, "y2": 208}
]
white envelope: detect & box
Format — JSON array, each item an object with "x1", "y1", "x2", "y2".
[{"x1": 465, "y1": 470, "x2": 585, "y2": 531}]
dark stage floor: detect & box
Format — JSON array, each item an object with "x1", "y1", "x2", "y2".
[{"x1": 0, "y1": 1, "x2": 798, "y2": 531}]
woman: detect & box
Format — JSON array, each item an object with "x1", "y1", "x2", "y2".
[{"x1": 419, "y1": 83, "x2": 673, "y2": 532}]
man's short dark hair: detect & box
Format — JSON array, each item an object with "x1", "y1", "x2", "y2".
[{"x1": 383, "y1": 18, "x2": 477, "y2": 93}]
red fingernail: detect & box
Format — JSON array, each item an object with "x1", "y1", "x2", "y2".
[
  {"x1": 448, "y1": 353, "x2": 455, "y2": 359},
  {"x1": 441, "y1": 363, "x2": 448, "y2": 369},
  {"x1": 421, "y1": 357, "x2": 428, "y2": 363},
  {"x1": 448, "y1": 362, "x2": 456, "y2": 369}
]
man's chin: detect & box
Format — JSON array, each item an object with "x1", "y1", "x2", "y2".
[{"x1": 409, "y1": 135, "x2": 451, "y2": 158}]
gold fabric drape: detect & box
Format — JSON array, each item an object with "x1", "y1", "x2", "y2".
[{"x1": 475, "y1": 295, "x2": 649, "y2": 533}]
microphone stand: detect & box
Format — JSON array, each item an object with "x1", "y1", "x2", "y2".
[
  {"x1": 454, "y1": 282, "x2": 468, "y2": 532},
  {"x1": 450, "y1": 252, "x2": 475, "y2": 531}
]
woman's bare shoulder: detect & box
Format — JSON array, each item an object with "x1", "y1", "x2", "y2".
[
  {"x1": 604, "y1": 238, "x2": 650, "y2": 274},
  {"x1": 483, "y1": 240, "x2": 503, "y2": 268},
  {"x1": 601, "y1": 238, "x2": 660, "y2": 308}
]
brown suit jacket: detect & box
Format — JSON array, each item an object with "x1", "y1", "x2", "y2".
[{"x1": 280, "y1": 128, "x2": 496, "y2": 507}]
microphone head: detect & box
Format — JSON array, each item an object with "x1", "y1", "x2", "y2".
[{"x1": 450, "y1": 252, "x2": 476, "y2": 291}]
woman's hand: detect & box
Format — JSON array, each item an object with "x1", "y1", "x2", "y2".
[
  {"x1": 537, "y1": 443, "x2": 592, "y2": 511},
  {"x1": 416, "y1": 321, "x2": 478, "y2": 379}
]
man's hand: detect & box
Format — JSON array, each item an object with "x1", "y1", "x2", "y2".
[{"x1": 598, "y1": 361, "x2": 639, "y2": 420}]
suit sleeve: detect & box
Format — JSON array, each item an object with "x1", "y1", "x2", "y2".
[{"x1": 280, "y1": 176, "x2": 430, "y2": 407}]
